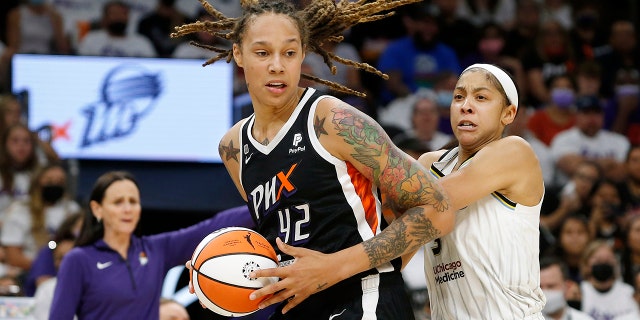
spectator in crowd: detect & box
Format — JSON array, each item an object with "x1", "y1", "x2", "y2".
[
  {"x1": 568, "y1": 2, "x2": 609, "y2": 63},
  {"x1": 3, "y1": 0, "x2": 69, "y2": 55},
  {"x1": 159, "y1": 298, "x2": 190, "y2": 320},
  {"x1": 432, "y1": 71, "x2": 458, "y2": 135},
  {"x1": 527, "y1": 74, "x2": 577, "y2": 147},
  {"x1": 77, "y1": 1, "x2": 156, "y2": 57},
  {"x1": 574, "y1": 61, "x2": 603, "y2": 98},
  {"x1": 406, "y1": 90, "x2": 452, "y2": 151},
  {"x1": 521, "y1": 20, "x2": 577, "y2": 107},
  {"x1": 0, "y1": 163, "x2": 81, "y2": 271},
  {"x1": 587, "y1": 179, "x2": 625, "y2": 250},
  {"x1": 539, "y1": 256, "x2": 594, "y2": 320},
  {"x1": 454, "y1": 0, "x2": 516, "y2": 30},
  {"x1": 597, "y1": 20, "x2": 639, "y2": 99},
  {"x1": 607, "y1": 68, "x2": 640, "y2": 145},
  {"x1": 432, "y1": 0, "x2": 475, "y2": 61},
  {"x1": 0, "y1": 94, "x2": 59, "y2": 166},
  {"x1": 539, "y1": 0, "x2": 573, "y2": 30},
  {"x1": 32, "y1": 224, "x2": 76, "y2": 320},
  {"x1": 24, "y1": 212, "x2": 82, "y2": 297},
  {"x1": 580, "y1": 240, "x2": 640, "y2": 320},
  {"x1": 0, "y1": 123, "x2": 40, "y2": 218},
  {"x1": 619, "y1": 145, "x2": 640, "y2": 213},
  {"x1": 550, "y1": 95, "x2": 630, "y2": 185},
  {"x1": 49, "y1": 172, "x2": 254, "y2": 319},
  {"x1": 460, "y1": 22, "x2": 525, "y2": 91},
  {"x1": 503, "y1": 0, "x2": 541, "y2": 60},
  {"x1": 541, "y1": 160, "x2": 601, "y2": 233},
  {"x1": 137, "y1": 0, "x2": 190, "y2": 58},
  {"x1": 376, "y1": 2, "x2": 461, "y2": 105},
  {"x1": 621, "y1": 215, "x2": 640, "y2": 288},
  {"x1": 544, "y1": 214, "x2": 592, "y2": 285}
]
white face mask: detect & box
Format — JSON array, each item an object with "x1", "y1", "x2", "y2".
[{"x1": 542, "y1": 289, "x2": 567, "y2": 315}]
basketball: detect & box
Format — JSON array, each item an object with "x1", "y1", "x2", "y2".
[{"x1": 190, "y1": 227, "x2": 279, "y2": 317}]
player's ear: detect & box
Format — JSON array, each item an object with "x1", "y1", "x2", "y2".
[
  {"x1": 233, "y1": 44, "x2": 243, "y2": 68},
  {"x1": 90, "y1": 200, "x2": 102, "y2": 221},
  {"x1": 501, "y1": 104, "x2": 517, "y2": 126}
]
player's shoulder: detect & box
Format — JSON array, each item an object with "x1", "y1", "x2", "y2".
[
  {"x1": 484, "y1": 136, "x2": 536, "y2": 159},
  {"x1": 418, "y1": 149, "x2": 449, "y2": 167}
]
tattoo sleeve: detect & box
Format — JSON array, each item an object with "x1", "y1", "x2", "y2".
[{"x1": 330, "y1": 105, "x2": 450, "y2": 268}]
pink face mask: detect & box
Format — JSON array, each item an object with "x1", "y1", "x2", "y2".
[{"x1": 479, "y1": 38, "x2": 504, "y2": 55}]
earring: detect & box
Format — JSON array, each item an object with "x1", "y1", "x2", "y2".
[{"x1": 97, "y1": 217, "x2": 102, "y2": 223}]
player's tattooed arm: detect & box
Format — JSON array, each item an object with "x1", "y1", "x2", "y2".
[
  {"x1": 218, "y1": 138, "x2": 240, "y2": 163},
  {"x1": 329, "y1": 104, "x2": 449, "y2": 215}
]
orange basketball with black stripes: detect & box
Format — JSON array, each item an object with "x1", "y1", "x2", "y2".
[{"x1": 190, "y1": 227, "x2": 279, "y2": 317}]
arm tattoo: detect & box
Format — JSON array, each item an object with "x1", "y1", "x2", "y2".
[
  {"x1": 330, "y1": 106, "x2": 449, "y2": 214},
  {"x1": 330, "y1": 106, "x2": 449, "y2": 268},
  {"x1": 219, "y1": 140, "x2": 240, "y2": 162},
  {"x1": 314, "y1": 115, "x2": 328, "y2": 138},
  {"x1": 362, "y1": 207, "x2": 441, "y2": 268}
]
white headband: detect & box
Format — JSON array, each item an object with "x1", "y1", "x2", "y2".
[{"x1": 462, "y1": 63, "x2": 518, "y2": 109}]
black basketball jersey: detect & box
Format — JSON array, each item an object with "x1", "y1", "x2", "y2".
[{"x1": 239, "y1": 88, "x2": 399, "y2": 274}]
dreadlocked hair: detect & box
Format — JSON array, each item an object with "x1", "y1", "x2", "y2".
[{"x1": 172, "y1": 0, "x2": 421, "y2": 97}]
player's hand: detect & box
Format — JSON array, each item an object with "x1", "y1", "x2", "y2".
[
  {"x1": 249, "y1": 238, "x2": 339, "y2": 314},
  {"x1": 185, "y1": 260, "x2": 207, "y2": 309}
]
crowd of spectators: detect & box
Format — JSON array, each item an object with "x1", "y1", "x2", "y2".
[{"x1": 0, "y1": 0, "x2": 636, "y2": 319}]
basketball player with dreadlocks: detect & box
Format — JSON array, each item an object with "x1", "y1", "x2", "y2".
[{"x1": 172, "y1": 0, "x2": 453, "y2": 319}]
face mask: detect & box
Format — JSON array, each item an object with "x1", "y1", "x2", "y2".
[
  {"x1": 479, "y1": 38, "x2": 504, "y2": 56},
  {"x1": 107, "y1": 22, "x2": 127, "y2": 36},
  {"x1": 542, "y1": 289, "x2": 566, "y2": 315},
  {"x1": 591, "y1": 263, "x2": 615, "y2": 282},
  {"x1": 567, "y1": 299, "x2": 581, "y2": 310},
  {"x1": 436, "y1": 91, "x2": 453, "y2": 108},
  {"x1": 29, "y1": 0, "x2": 45, "y2": 5},
  {"x1": 41, "y1": 185, "x2": 65, "y2": 204},
  {"x1": 615, "y1": 84, "x2": 640, "y2": 97},
  {"x1": 551, "y1": 88, "x2": 575, "y2": 108}
]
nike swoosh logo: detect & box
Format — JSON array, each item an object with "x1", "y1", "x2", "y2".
[
  {"x1": 97, "y1": 261, "x2": 113, "y2": 270},
  {"x1": 328, "y1": 309, "x2": 346, "y2": 320},
  {"x1": 245, "y1": 153, "x2": 253, "y2": 164}
]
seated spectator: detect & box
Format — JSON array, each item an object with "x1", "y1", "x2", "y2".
[
  {"x1": 550, "y1": 95, "x2": 630, "y2": 185},
  {"x1": 539, "y1": 0, "x2": 573, "y2": 30},
  {"x1": 460, "y1": 22, "x2": 525, "y2": 92},
  {"x1": 521, "y1": 20, "x2": 577, "y2": 107},
  {"x1": 607, "y1": 68, "x2": 640, "y2": 145},
  {"x1": 455, "y1": 0, "x2": 516, "y2": 30},
  {"x1": 619, "y1": 145, "x2": 640, "y2": 213},
  {"x1": 621, "y1": 215, "x2": 640, "y2": 288},
  {"x1": 24, "y1": 212, "x2": 82, "y2": 297},
  {"x1": 77, "y1": 1, "x2": 156, "y2": 57},
  {"x1": 503, "y1": 0, "x2": 541, "y2": 60},
  {"x1": 0, "y1": 94, "x2": 59, "y2": 165},
  {"x1": 527, "y1": 74, "x2": 577, "y2": 146},
  {"x1": 0, "y1": 123, "x2": 41, "y2": 218},
  {"x1": 541, "y1": 160, "x2": 602, "y2": 233},
  {"x1": 376, "y1": 2, "x2": 460, "y2": 105},
  {"x1": 405, "y1": 91, "x2": 452, "y2": 151},
  {"x1": 32, "y1": 228, "x2": 76, "y2": 320},
  {"x1": 137, "y1": 0, "x2": 190, "y2": 58},
  {"x1": 587, "y1": 179, "x2": 626, "y2": 250},
  {"x1": 580, "y1": 240, "x2": 640, "y2": 319},
  {"x1": 539, "y1": 256, "x2": 594, "y2": 320},
  {"x1": 0, "y1": 164, "x2": 81, "y2": 272},
  {"x1": 597, "y1": 20, "x2": 639, "y2": 99},
  {"x1": 543, "y1": 214, "x2": 592, "y2": 284}
]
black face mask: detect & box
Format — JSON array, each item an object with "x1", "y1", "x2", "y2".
[
  {"x1": 107, "y1": 22, "x2": 127, "y2": 36},
  {"x1": 566, "y1": 299, "x2": 581, "y2": 311},
  {"x1": 41, "y1": 185, "x2": 65, "y2": 204},
  {"x1": 160, "y1": 0, "x2": 176, "y2": 6},
  {"x1": 591, "y1": 263, "x2": 615, "y2": 282}
]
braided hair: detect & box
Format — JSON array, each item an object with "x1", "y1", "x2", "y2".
[{"x1": 171, "y1": 0, "x2": 421, "y2": 97}]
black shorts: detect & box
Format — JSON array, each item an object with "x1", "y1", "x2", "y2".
[{"x1": 268, "y1": 271, "x2": 415, "y2": 320}]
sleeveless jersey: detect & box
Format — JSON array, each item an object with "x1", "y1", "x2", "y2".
[
  {"x1": 424, "y1": 147, "x2": 546, "y2": 319},
  {"x1": 239, "y1": 87, "x2": 399, "y2": 272}
]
